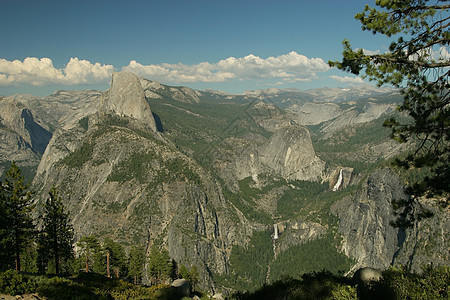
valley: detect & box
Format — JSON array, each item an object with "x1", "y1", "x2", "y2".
[{"x1": 0, "y1": 71, "x2": 448, "y2": 294}]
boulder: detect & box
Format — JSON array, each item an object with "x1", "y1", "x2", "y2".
[
  {"x1": 171, "y1": 278, "x2": 191, "y2": 297},
  {"x1": 352, "y1": 267, "x2": 383, "y2": 284}
]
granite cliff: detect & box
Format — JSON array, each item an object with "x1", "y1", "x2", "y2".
[{"x1": 0, "y1": 74, "x2": 448, "y2": 292}]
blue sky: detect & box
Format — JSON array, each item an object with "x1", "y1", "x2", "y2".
[{"x1": 0, "y1": 0, "x2": 392, "y2": 96}]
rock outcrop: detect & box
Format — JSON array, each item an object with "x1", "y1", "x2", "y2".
[
  {"x1": 0, "y1": 97, "x2": 52, "y2": 174},
  {"x1": 102, "y1": 71, "x2": 157, "y2": 131},
  {"x1": 232, "y1": 124, "x2": 325, "y2": 183},
  {"x1": 352, "y1": 267, "x2": 383, "y2": 284},
  {"x1": 171, "y1": 279, "x2": 191, "y2": 297},
  {"x1": 332, "y1": 169, "x2": 406, "y2": 270},
  {"x1": 260, "y1": 125, "x2": 325, "y2": 181}
]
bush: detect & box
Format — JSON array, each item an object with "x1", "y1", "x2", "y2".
[
  {"x1": 35, "y1": 276, "x2": 98, "y2": 300},
  {"x1": 0, "y1": 270, "x2": 36, "y2": 295},
  {"x1": 382, "y1": 265, "x2": 449, "y2": 300},
  {"x1": 329, "y1": 284, "x2": 357, "y2": 300}
]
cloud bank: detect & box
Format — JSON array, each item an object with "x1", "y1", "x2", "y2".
[
  {"x1": 123, "y1": 51, "x2": 329, "y2": 84},
  {"x1": 0, "y1": 57, "x2": 114, "y2": 86},
  {"x1": 0, "y1": 52, "x2": 330, "y2": 87}
]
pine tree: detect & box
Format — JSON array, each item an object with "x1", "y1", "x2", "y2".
[
  {"x1": 189, "y1": 265, "x2": 199, "y2": 291},
  {"x1": 178, "y1": 264, "x2": 190, "y2": 280},
  {"x1": 148, "y1": 245, "x2": 171, "y2": 285},
  {"x1": 128, "y1": 244, "x2": 145, "y2": 284},
  {"x1": 0, "y1": 182, "x2": 13, "y2": 271},
  {"x1": 0, "y1": 162, "x2": 35, "y2": 271},
  {"x1": 329, "y1": 0, "x2": 450, "y2": 227},
  {"x1": 169, "y1": 259, "x2": 178, "y2": 281},
  {"x1": 76, "y1": 235, "x2": 101, "y2": 273},
  {"x1": 93, "y1": 248, "x2": 107, "y2": 275},
  {"x1": 104, "y1": 238, "x2": 127, "y2": 278},
  {"x1": 38, "y1": 187, "x2": 74, "y2": 275}
]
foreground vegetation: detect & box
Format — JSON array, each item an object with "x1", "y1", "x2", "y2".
[
  {"x1": 0, "y1": 265, "x2": 447, "y2": 299},
  {"x1": 0, "y1": 270, "x2": 182, "y2": 299},
  {"x1": 234, "y1": 265, "x2": 449, "y2": 300}
]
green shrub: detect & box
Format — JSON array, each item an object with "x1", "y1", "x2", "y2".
[
  {"x1": 382, "y1": 265, "x2": 449, "y2": 300},
  {"x1": 60, "y1": 142, "x2": 94, "y2": 168},
  {"x1": 35, "y1": 276, "x2": 97, "y2": 300},
  {"x1": 329, "y1": 284, "x2": 357, "y2": 300},
  {"x1": 0, "y1": 270, "x2": 36, "y2": 295}
]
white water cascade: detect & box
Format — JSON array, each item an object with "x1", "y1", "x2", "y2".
[
  {"x1": 332, "y1": 169, "x2": 343, "y2": 191},
  {"x1": 273, "y1": 223, "x2": 279, "y2": 240}
]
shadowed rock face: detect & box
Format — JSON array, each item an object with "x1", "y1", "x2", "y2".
[
  {"x1": 21, "y1": 109, "x2": 52, "y2": 155},
  {"x1": 332, "y1": 169, "x2": 407, "y2": 270},
  {"x1": 102, "y1": 71, "x2": 157, "y2": 131}
]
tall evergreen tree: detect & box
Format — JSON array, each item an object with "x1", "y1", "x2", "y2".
[
  {"x1": 0, "y1": 162, "x2": 34, "y2": 271},
  {"x1": 128, "y1": 244, "x2": 145, "y2": 284},
  {"x1": 189, "y1": 265, "x2": 199, "y2": 291},
  {"x1": 329, "y1": 0, "x2": 449, "y2": 227},
  {"x1": 0, "y1": 182, "x2": 13, "y2": 271},
  {"x1": 76, "y1": 235, "x2": 101, "y2": 273},
  {"x1": 178, "y1": 264, "x2": 190, "y2": 280},
  {"x1": 148, "y1": 245, "x2": 171, "y2": 285},
  {"x1": 38, "y1": 187, "x2": 74, "y2": 275},
  {"x1": 93, "y1": 247, "x2": 107, "y2": 275},
  {"x1": 104, "y1": 237, "x2": 127, "y2": 278}
]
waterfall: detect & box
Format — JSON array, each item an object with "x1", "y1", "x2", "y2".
[
  {"x1": 332, "y1": 169, "x2": 343, "y2": 191},
  {"x1": 273, "y1": 223, "x2": 279, "y2": 239}
]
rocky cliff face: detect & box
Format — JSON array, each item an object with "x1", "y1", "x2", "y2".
[
  {"x1": 393, "y1": 200, "x2": 450, "y2": 272},
  {"x1": 32, "y1": 74, "x2": 254, "y2": 291},
  {"x1": 231, "y1": 124, "x2": 325, "y2": 183},
  {"x1": 0, "y1": 96, "x2": 51, "y2": 175},
  {"x1": 332, "y1": 168, "x2": 450, "y2": 272},
  {"x1": 332, "y1": 169, "x2": 405, "y2": 270},
  {"x1": 40, "y1": 120, "x2": 246, "y2": 288},
  {"x1": 102, "y1": 72, "x2": 157, "y2": 130},
  {"x1": 2, "y1": 74, "x2": 447, "y2": 292}
]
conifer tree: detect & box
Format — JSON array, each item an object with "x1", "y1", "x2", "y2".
[
  {"x1": 178, "y1": 264, "x2": 190, "y2": 280},
  {"x1": 189, "y1": 265, "x2": 199, "y2": 291},
  {"x1": 77, "y1": 235, "x2": 101, "y2": 273},
  {"x1": 148, "y1": 245, "x2": 171, "y2": 285},
  {"x1": 0, "y1": 162, "x2": 34, "y2": 271},
  {"x1": 0, "y1": 182, "x2": 12, "y2": 271},
  {"x1": 104, "y1": 237, "x2": 127, "y2": 278},
  {"x1": 329, "y1": 0, "x2": 449, "y2": 227},
  {"x1": 128, "y1": 244, "x2": 145, "y2": 284},
  {"x1": 38, "y1": 187, "x2": 74, "y2": 275}
]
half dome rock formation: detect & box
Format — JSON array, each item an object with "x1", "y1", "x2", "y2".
[{"x1": 102, "y1": 71, "x2": 157, "y2": 131}]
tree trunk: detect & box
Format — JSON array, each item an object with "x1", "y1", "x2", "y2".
[
  {"x1": 85, "y1": 253, "x2": 89, "y2": 273},
  {"x1": 107, "y1": 251, "x2": 110, "y2": 278},
  {"x1": 55, "y1": 240, "x2": 59, "y2": 275},
  {"x1": 15, "y1": 255, "x2": 20, "y2": 272}
]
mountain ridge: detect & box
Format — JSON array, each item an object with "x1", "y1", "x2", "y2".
[{"x1": 0, "y1": 74, "x2": 447, "y2": 293}]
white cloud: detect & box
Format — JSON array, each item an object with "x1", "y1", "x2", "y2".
[
  {"x1": 330, "y1": 75, "x2": 364, "y2": 84},
  {"x1": 123, "y1": 51, "x2": 329, "y2": 84},
  {"x1": 431, "y1": 46, "x2": 450, "y2": 61},
  {"x1": 0, "y1": 57, "x2": 114, "y2": 86},
  {"x1": 358, "y1": 48, "x2": 382, "y2": 56},
  {"x1": 0, "y1": 52, "x2": 331, "y2": 87}
]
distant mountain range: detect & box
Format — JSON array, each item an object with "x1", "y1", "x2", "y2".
[{"x1": 0, "y1": 73, "x2": 447, "y2": 293}]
